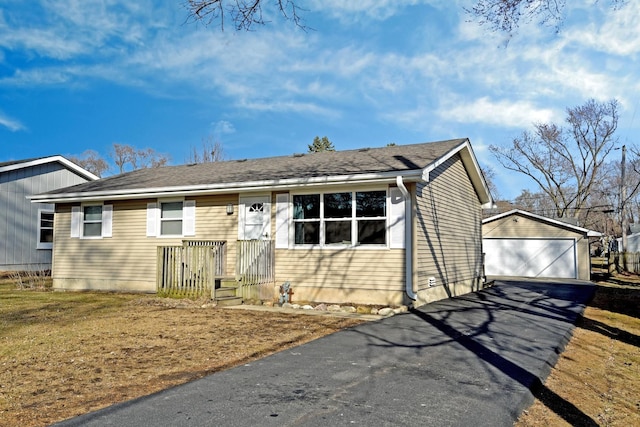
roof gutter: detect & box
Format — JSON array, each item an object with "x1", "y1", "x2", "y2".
[
  {"x1": 396, "y1": 175, "x2": 417, "y2": 301},
  {"x1": 30, "y1": 170, "x2": 424, "y2": 204}
]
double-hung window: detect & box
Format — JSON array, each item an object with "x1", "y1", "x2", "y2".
[
  {"x1": 355, "y1": 191, "x2": 386, "y2": 244},
  {"x1": 292, "y1": 190, "x2": 387, "y2": 246},
  {"x1": 37, "y1": 209, "x2": 54, "y2": 249},
  {"x1": 146, "y1": 200, "x2": 196, "y2": 237},
  {"x1": 71, "y1": 204, "x2": 112, "y2": 238},
  {"x1": 83, "y1": 205, "x2": 103, "y2": 237},
  {"x1": 324, "y1": 192, "x2": 353, "y2": 244},
  {"x1": 160, "y1": 201, "x2": 184, "y2": 236},
  {"x1": 293, "y1": 194, "x2": 321, "y2": 244}
]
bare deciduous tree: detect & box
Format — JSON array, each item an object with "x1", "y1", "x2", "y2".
[
  {"x1": 111, "y1": 143, "x2": 135, "y2": 174},
  {"x1": 184, "y1": 1, "x2": 628, "y2": 36},
  {"x1": 490, "y1": 99, "x2": 619, "y2": 219},
  {"x1": 187, "y1": 137, "x2": 226, "y2": 163},
  {"x1": 513, "y1": 188, "x2": 557, "y2": 215},
  {"x1": 111, "y1": 143, "x2": 170, "y2": 173},
  {"x1": 68, "y1": 150, "x2": 109, "y2": 178},
  {"x1": 184, "y1": 0, "x2": 306, "y2": 31},
  {"x1": 467, "y1": 0, "x2": 627, "y2": 35},
  {"x1": 480, "y1": 165, "x2": 501, "y2": 202}
]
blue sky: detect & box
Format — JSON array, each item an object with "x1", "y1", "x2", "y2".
[{"x1": 1, "y1": 0, "x2": 638, "y2": 200}]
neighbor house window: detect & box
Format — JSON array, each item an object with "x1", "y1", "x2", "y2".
[
  {"x1": 292, "y1": 190, "x2": 387, "y2": 246},
  {"x1": 37, "y1": 210, "x2": 54, "y2": 249}
]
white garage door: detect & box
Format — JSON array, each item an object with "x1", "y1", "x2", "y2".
[{"x1": 483, "y1": 238, "x2": 577, "y2": 279}]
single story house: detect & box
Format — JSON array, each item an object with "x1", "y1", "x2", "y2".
[
  {"x1": 0, "y1": 156, "x2": 98, "y2": 271},
  {"x1": 482, "y1": 209, "x2": 601, "y2": 281},
  {"x1": 31, "y1": 138, "x2": 493, "y2": 307},
  {"x1": 616, "y1": 225, "x2": 640, "y2": 253}
]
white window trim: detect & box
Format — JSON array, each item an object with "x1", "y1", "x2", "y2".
[
  {"x1": 76, "y1": 203, "x2": 112, "y2": 240},
  {"x1": 290, "y1": 188, "x2": 390, "y2": 249},
  {"x1": 36, "y1": 208, "x2": 55, "y2": 250},
  {"x1": 82, "y1": 203, "x2": 103, "y2": 239}
]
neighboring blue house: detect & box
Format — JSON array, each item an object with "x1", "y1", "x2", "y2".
[{"x1": 0, "y1": 156, "x2": 98, "y2": 271}]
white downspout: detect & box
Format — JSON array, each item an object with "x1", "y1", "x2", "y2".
[{"x1": 396, "y1": 176, "x2": 417, "y2": 301}]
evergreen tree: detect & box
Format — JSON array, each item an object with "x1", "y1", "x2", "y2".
[{"x1": 308, "y1": 136, "x2": 335, "y2": 153}]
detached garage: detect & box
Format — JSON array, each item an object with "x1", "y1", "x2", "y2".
[{"x1": 482, "y1": 210, "x2": 600, "y2": 281}]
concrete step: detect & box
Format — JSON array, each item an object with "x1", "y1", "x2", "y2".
[
  {"x1": 215, "y1": 286, "x2": 237, "y2": 299},
  {"x1": 215, "y1": 296, "x2": 243, "y2": 306},
  {"x1": 215, "y1": 276, "x2": 238, "y2": 288}
]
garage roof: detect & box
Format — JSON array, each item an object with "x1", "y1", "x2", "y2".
[{"x1": 483, "y1": 209, "x2": 602, "y2": 237}]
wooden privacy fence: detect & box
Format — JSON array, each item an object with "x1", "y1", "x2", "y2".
[
  {"x1": 236, "y1": 240, "x2": 275, "y2": 300},
  {"x1": 592, "y1": 252, "x2": 640, "y2": 275},
  {"x1": 614, "y1": 252, "x2": 640, "y2": 273},
  {"x1": 157, "y1": 240, "x2": 227, "y2": 298}
]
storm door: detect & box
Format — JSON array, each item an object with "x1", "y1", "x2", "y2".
[{"x1": 239, "y1": 195, "x2": 271, "y2": 240}]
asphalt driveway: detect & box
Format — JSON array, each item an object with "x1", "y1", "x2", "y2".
[{"x1": 55, "y1": 279, "x2": 596, "y2": 427}]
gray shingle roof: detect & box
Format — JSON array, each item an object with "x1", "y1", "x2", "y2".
[
  {"x1": 38, "y1": 139, "x2": 469, "y2": 198},
  {"x1": 0, "y1": 156, "x2": 53, "y2": 168}
]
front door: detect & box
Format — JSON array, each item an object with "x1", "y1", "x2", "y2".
[{"x1": 239, "y1": 195, "x2": 271, "y2": 240}]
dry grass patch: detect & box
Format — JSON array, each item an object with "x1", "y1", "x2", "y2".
[
  {"x1": 0, "y1": 278, "x2": 362, "y2": 427},
  {"x1": 516, "y1": 274, "x2": 640, "y2": 427}
]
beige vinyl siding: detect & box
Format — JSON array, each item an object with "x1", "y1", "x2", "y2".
[
  {"x1": 274, "y1": 249, "x2": 405, "y2": 305},
  {"x1": 271, "y1": 188, "x2": 407, "y2": 306},
  {"x1": 483, "y1": 214, "x2": 582, "y2": 238},
  {"x1": 482, "y1": 213, "x2": 591, "y2": 280},
  {"x1": 53, "y1": 195, "x2": 239, "y2": 292},
  {"x1": 195, "y1": 194, "x2": 238, "y2": 276},
  {"x1": 414, "y1": 154, "x2": 484, "y2": 305}
]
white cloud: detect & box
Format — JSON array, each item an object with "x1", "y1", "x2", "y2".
[
  {"x1": 213, "y1": 120, "x2": 236, "y2": 135},
  {"x1": 309, "y1": 0, "x2": 426, "y2": 20},
  {"x1": 238, "y1": 99, "x2": 339, "y2": 118},
  {"x1": 440, "y1": 97, "x2": 557, "y2": 128},
  {"x1": 0, "y1": 68, "x2": 73, "y2": 86},
  {"x1": 0, "y1": 26, "x2": 88, "y2": 60},
  {"x1": 0, "y1": 112, "x2": 26, "y2": 132},
  {"x1": 1, "y1": 0, "x2": 637, "y2": 144},
  {"x1": 563, "y1": 2, "x2": 640, "y2": 56}
]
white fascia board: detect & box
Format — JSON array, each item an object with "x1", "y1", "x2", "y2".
[
  {"x1": 30, "y1": 170, "x2": 422, "y2": 203},
  {"x1": 421, "y1": 139, "x2": 493, "y2": 206},
  {"x1": 0, "y1": 156, "x2": 99, "y2": 181}
]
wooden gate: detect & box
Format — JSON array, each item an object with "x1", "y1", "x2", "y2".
[
  {"x1": 236, "y1": 240, "x2": 275, "y2": 300},
  {"x1": 157, "y1": 240, "x2": 227, "y2": 298}
]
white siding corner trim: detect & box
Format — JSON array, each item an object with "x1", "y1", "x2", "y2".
[
  {"x1": 389, "y1": 187, "x2": 405, "y2": 249},
  {"x1": 275, "y1": 193, "x2": 289, "y2": 248}
]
